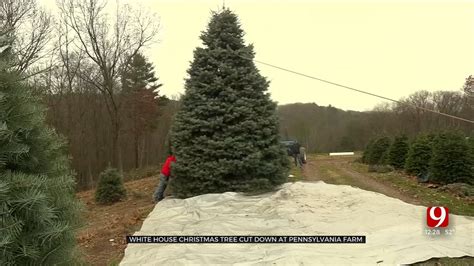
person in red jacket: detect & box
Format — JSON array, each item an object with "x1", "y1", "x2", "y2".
[{"x1": 153, "y1": 151, "x2": 176, "y2": 203}]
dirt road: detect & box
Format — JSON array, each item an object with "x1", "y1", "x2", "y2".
[{"x1": 302, "y1": 155, "x2": 421, "y2": 205}]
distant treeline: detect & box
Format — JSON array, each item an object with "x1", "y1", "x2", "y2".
[
  {"x1": 45, "y1": 86, "x2": 472, "y2": 190},
  {"x1": 278, "y1": 88, "x2": 473, "y2": 153}
]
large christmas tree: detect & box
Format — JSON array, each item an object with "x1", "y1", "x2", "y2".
[
  {"x1": 170, "y1": 9, "x2": 289, "y2": 198},
  {"x1": 0, "y1": 36, "x2": 81, "y2": 264}
]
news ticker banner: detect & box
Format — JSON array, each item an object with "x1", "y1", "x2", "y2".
[{"x1": 126, "y1": 235, "x2": 366, "y2": 244}]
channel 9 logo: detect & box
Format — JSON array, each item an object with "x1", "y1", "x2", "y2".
[{"x1": 426, "y1": 207, "x2": 449, "y2": 228}]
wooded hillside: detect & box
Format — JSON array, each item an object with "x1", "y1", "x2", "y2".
[
  {"x1": 278, "y1": 88, "x2": 473, "y2": 153},
  {"x1": 45, "y1": 86, "x2": 472, "y2": 190},
  {"x1": 44, "y1": 94, "x2": 179, "y2": 189}
]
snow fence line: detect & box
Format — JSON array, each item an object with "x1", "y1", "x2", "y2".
[{"x1": 120, "y1": 181, "x2": 474, "y2": 265}]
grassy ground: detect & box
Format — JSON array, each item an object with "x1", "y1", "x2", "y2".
[
  {"x1": 288, "y1": 163, "x2": 304, "y2": 182},
  {"x1": 351, "y1": 163, "x2": 474, "y2": 216}
]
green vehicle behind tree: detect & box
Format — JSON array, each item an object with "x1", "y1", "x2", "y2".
[{"x1": 281, "y1": 140, "x2": 307, "y2": 166}]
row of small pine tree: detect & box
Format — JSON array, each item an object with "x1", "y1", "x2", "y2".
[{"x1": 361, "y1": 131, "x2": 474, "y2": 184}]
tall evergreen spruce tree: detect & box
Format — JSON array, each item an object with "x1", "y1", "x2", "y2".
[
  {"x1": 388, "y1": 135, "x2": 409, "y2": 169},
  {"x1": 121, "y1": 53, "x2": 162, "y2": 169},
  {"x1": 0, "y1": 37, "x2": 81, "y2": 264},
  {"x1": 170, "y1": 9, "x2": 289, "y2": 198},
  {"x1": 121, "y1": 53, "x2": 162, "y2": 93}
]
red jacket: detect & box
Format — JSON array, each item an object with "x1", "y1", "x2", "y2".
[{"x1": 161, "y1": 155, "x2": 176, "y2": 177}]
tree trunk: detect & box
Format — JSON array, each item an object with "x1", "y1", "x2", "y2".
[
  {"x1": 140, "y1": 135, "x2": 146, "y2": 168},
  {"x1": 111, "y1": 118, "x2": 120, "y2": 168},
  {"x1": 88, "y1": 161, "x2": 94, "y2": 189},
  {"x1": 134, "y1": 133, "x2": 139, "y2": 169}
]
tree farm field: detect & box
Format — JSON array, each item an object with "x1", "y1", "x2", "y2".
[
  {"x1": 3, "y1": 1, "x2": 473, "y2": 265},
  {"x1": 75, "y1": 154, "x2": 473, "y2": 265}
]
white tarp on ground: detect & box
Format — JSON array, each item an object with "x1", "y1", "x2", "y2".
[{"x1": 120, "y1": 182, "x2": 474, "y2": 265}]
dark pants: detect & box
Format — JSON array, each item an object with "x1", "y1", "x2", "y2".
[
  {"x1": 153, "y1": 173, "x2": 169, "y2": 202},
  {"x1": 294, "y1": 153, "x2": 303, "y2": 167}
]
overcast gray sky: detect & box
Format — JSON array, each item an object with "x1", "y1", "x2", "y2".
[{"x1": 41, "y1": 0, "x2": 474, "y2": 111}]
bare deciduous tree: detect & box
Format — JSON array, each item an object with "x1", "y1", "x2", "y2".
[
  {"x1": 0, "y1": 0, "x2": 52, "y2": 72},
  {"x1": 59, "y1": 0, "x2": 159, "y2": 168},
  {"x1": 463, "y1": 75, "x2": 473, "y2": 97}
]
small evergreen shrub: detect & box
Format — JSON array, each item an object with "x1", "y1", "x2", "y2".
[
  {"x1": 430, "y1": 131, "x2": 473, "y2": 184},
  {"x1": 95, "y1": 167, "x2": 127, "y2": 204},
  {"x1": 388, "y1": 135, "x2": 410, "y2": 169},
  {"x1": 379, "y1": 149, "x2": 390, "y2": 166},
  {"x1": 468, "y1": 136, "x2": 474, "y2": 153},
  {"x1": 367, "y1": 136, "x2": 392, "y2": 165},
  {"x1": 361, "y1": 139, "x2": 375, "y2": 164},
  {"x1": 405, "y1": 134, "x2": 433, "y2": 175},
  {"x1": 469, "y1": 136, "x2": 474, "y2": 176}
]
